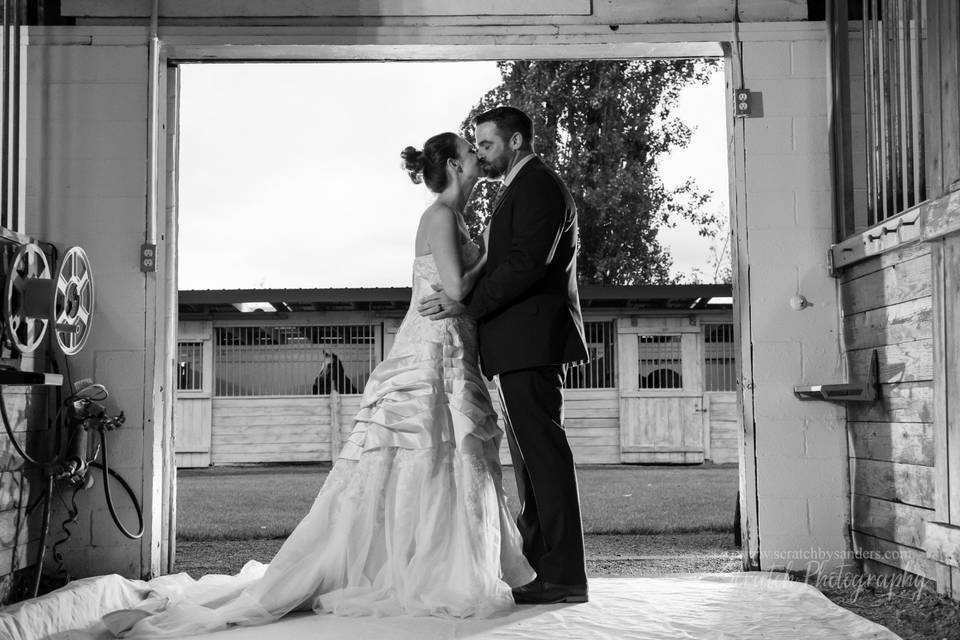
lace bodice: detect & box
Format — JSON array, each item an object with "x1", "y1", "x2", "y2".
[{"x1": 390, "y1": 241, "x2": 483, "y2": 359}]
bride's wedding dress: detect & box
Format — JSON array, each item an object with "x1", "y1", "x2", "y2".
[{"x1": 114, "y1": 241, "x2": 534, "y2": 637}]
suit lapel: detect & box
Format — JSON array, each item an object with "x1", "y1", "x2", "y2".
[{"x1": 489, "y1": 156, "x2": 542, "y2": 218}]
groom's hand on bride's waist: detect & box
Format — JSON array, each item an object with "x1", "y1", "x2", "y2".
[{"x1": 418, "y1": 285, "x2": 466, "y2": 320}]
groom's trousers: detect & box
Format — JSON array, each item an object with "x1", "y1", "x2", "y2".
[{"x1": 496, "y1": 365, "x2": 587, "y2": 587}]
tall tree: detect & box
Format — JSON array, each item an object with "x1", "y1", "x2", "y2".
[{"x1": 461, "y1": 59, "x2": 720, "y2": 285}]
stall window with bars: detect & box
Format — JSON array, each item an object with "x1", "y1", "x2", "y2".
[
  {"x1": 703, "y1": 323, "x2": 737, "y2": 392},
  {"x1": 214, "y1": 324, "x2": 378, "y2": 397},
  {"x1": 860, "y1": 0, "x2": 926, "y2": 226},
  {"x1": 637, "y1": 335, "x2": 683, "y2": 389},
  {"x1": 566, "y1": 321, "x2": 616, "y2": 389},
  {"x1": 177, "y1": 342, "x2": 204, "y2": 391}
]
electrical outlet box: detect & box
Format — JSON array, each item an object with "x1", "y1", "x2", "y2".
[
  {"x1": 735, "y1": 88, "x2": 752, "y2": 117},
  {"x1": 140, "y1": 243, "x2": 157, "y2": 272}
]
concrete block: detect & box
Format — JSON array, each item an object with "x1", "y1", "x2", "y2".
[
  {"x1": 750, "y1": 341, "x2": 802, "y2": 410},
  {"x1": 66, "y1": 544, "x2": 142, "y2": 579},
  {"x1": 30, "y1": 83, "x2": 148, "y2": 123},
  {"x1": 799, "y1": 340, "x2": 850, "y2": 387},
  {"x1": 99, "y1": 428, "x2": 145, "y2": 463},
  {"x1": 25, "y1": 156, "x2": 146, "y2": 199},
  {"x1": 89, "y1": 272, "x2": 148, "y2": 315},
  {"x1": 87, "y1": 314, "x2": 147, "y2": 353},
  {"x1": 94, "y1": 390, "x2": 145, "y2": 428},
  {"x1": 746, "y1": 189, "x2": 796, "y2": 228},
  {"x1": 792, "y1": 116, "x2": 829, "y2": 153},
  {"x1": 757, "y1": 455, "x2": 848, "y2": 500},
  {"x1": 742, "y1": 42, "x2": 792, "y2": 78},
  {"x1": 802, "y1": 417, "x2": 848, "y2": 458},
  {"x1": 758, "y1": 496, "x2": 810, "y2": 535},
  {"x1": 793, "y1": 189, "x2": 833, "y2": 227},
  {"x1": 27, "y1": 118, "x2": 147, "y2": 160},
  {"x1": 758, "y1": 533, "x2": 852, "y2": 575},
  {"x1": 806, "y1": 495, "x2": 849, "y2": 536},
  {"x1": 745, "y1": 116, "x2": 793, "y2": 154},
  {"x1": 755, "y1": 77, "x2": 827, "y2": 117},
  {"x1": 27, "y1": 44, "x2": 147, "y2": 85},
  {"x1": 791, "y1": 40, "x2": 827, "y2": 78},
  {"x1": 94, "y1": 351, "x2": 146, "y2": 391},
  {"x1": 745, "y1": 152, "x2": 831, "y2": 193},
  {"x1": 90, "y1": 506, "x2": 144, "y2": 547},
  {"x1": 747, "y1": 218, "x2": 833, "y2": 266},
  {"x1": 754, "y1": 417, "x2": 806, "y2": 458},
  {"x1": 25, "y1": 196, "x2": 145, "y2": 245}
]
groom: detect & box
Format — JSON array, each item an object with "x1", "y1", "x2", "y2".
[{"x1": 418, "y1": 105, "x2": 590, "y2": 604}]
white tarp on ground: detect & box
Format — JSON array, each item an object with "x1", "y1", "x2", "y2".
[{"x1": 0, "y1": 572, "x2": 901, "y2": 640}]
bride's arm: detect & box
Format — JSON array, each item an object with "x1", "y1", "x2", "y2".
[{"x1": 425, "y1": 205, "x2": 482, "y2": 302}]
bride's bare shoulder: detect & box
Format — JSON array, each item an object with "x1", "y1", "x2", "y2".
[{"x1": 420, "y1": 201, "x2": 456, "y2": 224}]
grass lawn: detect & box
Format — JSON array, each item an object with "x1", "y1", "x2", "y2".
[{"x1": 177, "y1": 463, "x2": 738, "y2": 541}]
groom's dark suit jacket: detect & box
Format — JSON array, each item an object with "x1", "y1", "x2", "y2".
[{"x1": 466, "y1": 156, "x2": 589, "y2": 378}]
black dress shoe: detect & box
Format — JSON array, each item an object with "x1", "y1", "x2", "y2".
[{"x1": 511, "y1": 578, "x2": 589, "y2": 604}]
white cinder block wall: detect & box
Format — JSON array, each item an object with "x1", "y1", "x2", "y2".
[
  {"x1": 25, "y1": 36, "x2": 162, "y2": 578},
  {"x1": 738, "y1": 29, "x2": 850, "y2": 573}
]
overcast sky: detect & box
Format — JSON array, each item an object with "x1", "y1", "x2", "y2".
[{"x1": 177, "y1": 61, "x2": 727, "y2": 290}]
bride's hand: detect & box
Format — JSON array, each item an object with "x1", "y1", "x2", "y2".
[{"x1": 418, "y1": 286, "x2": 466, "y2": 320}]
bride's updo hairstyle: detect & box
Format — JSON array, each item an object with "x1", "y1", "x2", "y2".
[{"x1": 401, "y1": 132, "x2": 460, "y2": 194}]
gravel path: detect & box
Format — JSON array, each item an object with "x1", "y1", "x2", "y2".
[{"x1": 174, "y1": 532, "x2": 743, "y2": 579}]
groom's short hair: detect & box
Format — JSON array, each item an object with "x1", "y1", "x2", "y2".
[{"x1": 474, "y1": 106, "x2": 534, "y2": 151}]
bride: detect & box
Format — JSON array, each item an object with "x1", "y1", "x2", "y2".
[{"x1": 107, "y1": 132, "x2": 535, "y2": 637}]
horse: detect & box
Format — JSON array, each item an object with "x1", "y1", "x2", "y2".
[
  {"x1": 641, "y1": 368, "x2": 683, "y2": 389},
  {"x1": 312, "y1": 350, "x2": 359, "y2": 395}
]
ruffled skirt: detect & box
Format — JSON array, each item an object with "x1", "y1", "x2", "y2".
[{"x1": 115, "y1": 323, "x2": 534, "y2": 638}]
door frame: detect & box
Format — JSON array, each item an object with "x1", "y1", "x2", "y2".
[{"x1": 152, "y1": 27, "x2": 758, "y2": 573}]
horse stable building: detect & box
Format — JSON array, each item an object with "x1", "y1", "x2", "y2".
[
  {"x1": 175, "y1": 285, "x2": 738, "y2": 469},
  {"x1": 1, "y1": 0, "x2": 960, "y2": 619}
]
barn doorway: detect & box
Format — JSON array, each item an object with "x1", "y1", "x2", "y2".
[{"x1": 164, "y1": 53, "x2": 746, "y2": 576}]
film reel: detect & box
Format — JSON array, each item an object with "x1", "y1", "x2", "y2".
[
  {"x1": 54, "y1": 246, "x2": 94, "y2": 356},
  {"x1": 3, "y1": 243, "x2": 52, "y2": 353},
  {"x1": 2, "y1": 243, "x2": 95, "y2": 355}
]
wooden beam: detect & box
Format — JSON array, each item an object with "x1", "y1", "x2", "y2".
[
  {"x1": 848, "y1": 421, "x2": 934, "y2": 467},
  {"x1": 842, "y1": 297, "x2": 932, "y2": 352},
  {"x1": 827, "y1": 0, "x2": 854, "y2": 240},
  {"x1": 838, "y1": 247, "x2": 931, "y2": 315},
  {"x1": 925, "y1": 521, "x2": 960, "y2": 569},
  {"x1": 846, "y1": 339, "x2": 933, "y2": 385},
  {"x1": 61, "y1": 0, "x2": 593, "y2": 18},
  {"x1": 850, "y1": 458, "x2": 935, "y2": 509},
  {"x1": 852, "y1": 494, "x2": 931, "y2": 549},
  {"x1": 921, "y1": 186, "x2": 960, "y2": 242},
  {"x1": 853, "y1": 530, "x2": 933, "y2": 578},
  {"x1": 60, "y1": 0, "x2": 809, "y2": 23},
  {"x1": 924, "y1": 0, "x2": 943, "y2": 199},
  {"x1": 931, "y1": 237, "x2": 953, "y2": 596}
]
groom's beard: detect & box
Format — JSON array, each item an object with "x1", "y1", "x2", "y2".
[
  {"x1": 482, "y1": 165, "x2": 502, "y2": 179},
  {"x1": 480, "y1": 159, "x2": 506, "y2": 179}
]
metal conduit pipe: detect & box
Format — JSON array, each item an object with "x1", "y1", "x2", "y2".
[
  {"x1": 146, "y1": 0, "x2": 159, "y2": 245},
  {"x1": 10, "y1": 0, "x2": 19, "y2": 233},
  {"x1": 2, "y1": 0, "x2": 10, "y2": 229}
]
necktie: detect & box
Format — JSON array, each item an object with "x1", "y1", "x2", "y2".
[{"x1": 492, "y1": 182, "x2": 507, "y2": 210}]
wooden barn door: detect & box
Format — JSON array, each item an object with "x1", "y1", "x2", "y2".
[
  {"x1": 928, "y1": 229, "x2": 960, "y2": 598},
  {"x1": 174, "y1": 322, "x2": 213, "y2": 467},
  {"x1": 617, "y1": 318, "x2": 704, "y2": 464}
]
